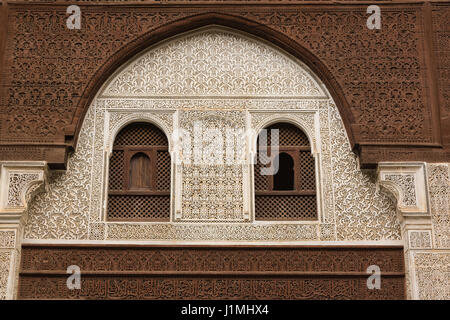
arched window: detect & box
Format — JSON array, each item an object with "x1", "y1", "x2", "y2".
[
  {"x1": 254, "y1": 122, "x2": 317, "y2": 220},
  {"x1": 107, "y1": 122, "x2": 171, "y2": 221}
]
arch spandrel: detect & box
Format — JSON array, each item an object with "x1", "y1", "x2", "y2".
[{"x1": 100, "y1": 27, "x2": 327, "y2": 99}]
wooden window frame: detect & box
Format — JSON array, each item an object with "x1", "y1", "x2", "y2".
[
  {"x1": 109, "y1": 144, "x2": 170, "y2": 197},
  {"x1": 106, "y1": 122, "x2": 171, "y2": 222},
  {"x1": 255, "y1": 145, "x2": 315, "y2": 196},
  {"x1": 254, "y1": 123, "x2": 317, "y2": 221}
]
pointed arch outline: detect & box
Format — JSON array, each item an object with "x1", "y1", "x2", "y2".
[
  {"x1": 72, "y1": 12, "x2": 355, "y2": 150},
  {"x1": 107, "y1": 113, "x2": 173, "y2": 156}
]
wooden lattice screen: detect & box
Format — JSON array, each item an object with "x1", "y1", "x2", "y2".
[
  {"x1": 107, "y1": 122, "x2": 170, "y2": 221},
  {"x1": 254, "y1": 123, "x2": 317, "y2": 220}
]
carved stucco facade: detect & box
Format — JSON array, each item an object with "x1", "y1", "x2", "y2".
[
  {"x1": 0, "y1": 161, "x2": 47, "y2": 299},
  {"x1": 22, "y1": 28, "x2": 401, "y2": 242},
  {"x1": 409, "y1": 164, "x2": 450, "y2": 299},
  {"x1": 0, "y1": 28, "x2": 448, "y2": 299}
]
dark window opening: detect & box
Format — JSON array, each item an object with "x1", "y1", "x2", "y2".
[{"x1": 273, "y1": 152, "x2": 294, "y2": 190}]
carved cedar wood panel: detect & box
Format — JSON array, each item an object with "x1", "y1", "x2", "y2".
[
  {"x1": 432, "y1": 4, "x2": 450, "y2": 149},
  {"x1": 0, "y1": 3, "x2": 448, "y2": 167},
  {"x1": 18, "y1": 245, "x2": 405, "y2": 300}
]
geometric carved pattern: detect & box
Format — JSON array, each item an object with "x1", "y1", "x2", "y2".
[
  {"x1": 413, "y1": 252, "x2": 450, "y2": 300},
  {"x1": 6, "y1": 173, "x2": 40, "y2": 207},
  {"x1": 329, "y1": 107, "x2": 400, "y2": 240},
  {"x1": 254, "y1": 161, "x2": 268, "y2": 191},
  {"x1": 23, "y1": 106, "x2": 96, "y2": 240},
  {"x1": 377, "y1": 163, "x2": 428, "y2": 215},
  {"x1": 18, "y1": 245, "x2": 405, "y2": 300},
  {"x1": 0, "y1": 162, "x2": 48, "y2": 300},
  {"x1": 2, "y1": 4, "x2": 450, "y2": 168},
  {"x1": 107, "y1": 195, "x2": 170, "y2": 221},
  {"x1": 0, "y1": 231, "x2": 16, "y2": 249},
  {"x1": 251, "y1": 112, "x2": 316, "y2": 152},
  {"x1": 254, "y1": 195, "x2": 317, "y2": 220},
  {"x1": 113, "y1": 122, "x2": 168, "y2": 146},
  {"x1": 0, "y1": 3, "x2": 447, "y2": 301},
  {"x1": 299, "y1": 151, "x2": 316, "y2": 190},
  {"x1": 384, "y1": 174, "x2": 417, "y2": 207},
  {"x1": 104, "y1": 223, "x2": 317, "y2": 241},
  {"x1": 408, "y1": 230, "x2": 432, "y2": 249},
  {"x1": 0, "y1": 162, "x2": 47, "y2": 214},
  {"x1": 157, "y1": 151, "x2": 171, "y2": 191},
  {"x1": 178, "y1": 110, "x2": 246, "y2": 222},
  {"x1": 20, "y1": 246, "x2": 405, "y2": 273},
  {"x1": 427, "y1": 163, "x2": 450, "y2": 248},
  {"x1": 246, "y1": 7, "x2": 431, "y2": 145},
  {"x1": 22, "y1": 29, "x2": 401, "y2": 242},
  {"x1": 432, "y1": 4, "x2": 450, "y2": 135},
  {"x1": 104, "y1": 29, "x2": 324, "y2": 98},
  {"x1": 378, "y1": 163, "x2": 446, "y2": 300},
  {"x1": 108, "y1": 150, "x2": 124, "y2": 190},
  {"x1": 88, "y1": 223, "x2": 106, "y2": 241},
  {"x1": 0, "y1": 252, "x2": 12, "y2": 300},
  {"x1": 181, "y1": 165, "x2": 244, "y2": 222},
  {"x1": 263, "y1": 123, "x2": 310, "y2": 147}
]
